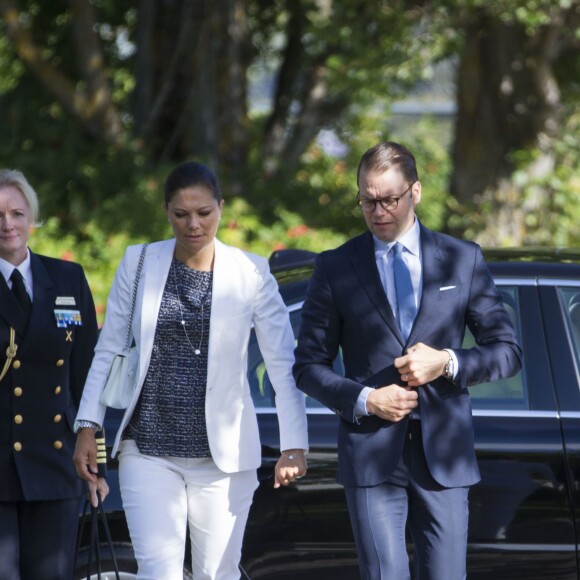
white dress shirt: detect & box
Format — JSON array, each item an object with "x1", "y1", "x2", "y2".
[{"x1": 0, "y1": 250, "x2": 33, "y2": 301}]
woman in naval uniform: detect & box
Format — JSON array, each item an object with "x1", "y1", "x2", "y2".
[{"x1": 0, "y1": 169, "x2": 107, "y2": 580}]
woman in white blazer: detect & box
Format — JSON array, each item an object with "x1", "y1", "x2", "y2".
[{"x1": 73, "y1": 161, "x2": 308, "y2": 580}]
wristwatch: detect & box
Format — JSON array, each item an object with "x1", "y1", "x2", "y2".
[
  {"x1": 73, "y1": 419, "x2": 100, "y2": 433},
  {"x1": 443, "y1": 350, "x2": 455, "y2": 381}
]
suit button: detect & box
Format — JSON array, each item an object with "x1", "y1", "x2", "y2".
[
  {"x1": 53, "y1": 440, "x2": 63, "y2": 450},
  {"x1": 14, "y1": 415, "x2": 23, "y2": 425},
  {"x1": 14, "y1": 387, "x2": 23, "y2": 397},
  {"x1": 55, "y1": 386, "x2": 62, "y2": 395},
  {"x1": 12, "y1": 360, "x2": 21, "y2": 369},
  {"x1": 14, "y1": 442, "x2": 22, "y2": 452},
  {"x1": 56, "y1": 359, "x2": 64, "y2": 367},
  {"x1": 54, "y1": 414, "x2": 62, "y2": 423}
]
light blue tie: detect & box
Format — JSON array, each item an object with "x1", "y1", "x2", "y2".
[{"x1": 392, "y1": 242, "x2": 416, "y2": 340}]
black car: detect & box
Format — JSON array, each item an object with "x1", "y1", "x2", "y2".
[{"x1": 76, "y1": 247, "x2": 580, "y2": 580}]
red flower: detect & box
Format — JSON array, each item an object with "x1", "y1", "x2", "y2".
[{"x1": 287, "y1": 224, "x2": 310, "y2": 238}]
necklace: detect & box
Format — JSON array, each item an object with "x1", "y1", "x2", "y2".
[{"x1": 172, "y1": 260, "x2": 212, "y2": 356}]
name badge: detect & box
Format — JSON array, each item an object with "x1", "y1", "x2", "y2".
[
  {"x1": 56, "y1": 296, "x2": 76, "y2": 306},
  {"x1": 54, "y1": 309, "x2": 82, "y2": 328}
]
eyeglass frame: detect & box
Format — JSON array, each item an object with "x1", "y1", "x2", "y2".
[{"x1": 356, "y1": 182, "x2": 416, "y2": 214}]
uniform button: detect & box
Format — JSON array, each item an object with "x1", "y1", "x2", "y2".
[
  {"x1": 55, "y1": 386, "x2": 62, "y2": 395},
  {"x1": 56, "y1": 359, "x2": 64, "y2": 367},
  {"x1": 14, "y1": 442, "x2": 22, "y2": 452},
  {"x1": 53, "y1": 440, "x2": 63, "y2": 450},
  {"x1": 14, "y1": 387, "x2": 23, "y2": 397},
  {"x1": 53, "y1": 414, "x2": 62, "y2": 423},
  {"x1": 14, "y1": 415, "x2": 23, "y2": 425},
  {"x1": 12, "y1": 360, "x2": 21, "y2": 369}
]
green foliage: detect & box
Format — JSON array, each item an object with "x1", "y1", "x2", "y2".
[
  {"x1": 517, "y1": 110, "x2": 580, "y2": 246},
  {"x1": 28, "y1": 197, "x2": 346, "y2": 324},
  {"x1": 1, "y1": 0, "x2": 579, "y2": 284},
  {"x1": 29, "y1": 218, "x2": 149, "y2": 324}
]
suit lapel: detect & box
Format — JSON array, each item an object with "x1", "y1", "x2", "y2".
[
  {"x1": 19, "y1": 253, "x2": 57, "y2": 351},
  {"x1": 407, "y1": 225, "x2": 443, "y2": 343},
  {"x1": 349, "y1": 232, "x2": 403, "y2": 344}
]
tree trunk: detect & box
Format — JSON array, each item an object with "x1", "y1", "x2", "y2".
[
  {"x1": 449, "y1": 11, "x2": 564, "y2": 245},
  {"x1": 0, "y1": 0, "x2": 121, "y2": 142}
]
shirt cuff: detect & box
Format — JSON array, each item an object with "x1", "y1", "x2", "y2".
[{"x1": 355, "y1": 386, "x2": 374, "y2": 419}]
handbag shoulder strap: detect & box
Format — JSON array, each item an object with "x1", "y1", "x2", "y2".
[{"x1": 123, "y1": 243, "x2": 148, "y2": 351}]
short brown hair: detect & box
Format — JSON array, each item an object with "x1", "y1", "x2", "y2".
[{"x1": 357, "y1": 142, "x2": 419, "y2": 188}]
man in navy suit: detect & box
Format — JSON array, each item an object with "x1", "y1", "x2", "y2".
[{"x1": 293, "y1": 142, "x2": 522, "y2": 579}]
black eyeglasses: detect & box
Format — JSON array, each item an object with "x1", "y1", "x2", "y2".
[{"x1": 357, "y1": 182, "x2": 415, "y2": 214}]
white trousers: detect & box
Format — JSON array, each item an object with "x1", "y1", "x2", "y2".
[{"x1": 118, "y1": 440, "x2": 258, "y2": 580}]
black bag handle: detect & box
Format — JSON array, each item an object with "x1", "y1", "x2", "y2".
[{"x1": 75, "y1": 492, "x2": 121, "y2": 580}]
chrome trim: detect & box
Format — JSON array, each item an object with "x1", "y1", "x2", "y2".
[
  {"x1": 472, "y1": 409, "x2": 559, "y2": 419},
  {"x1": 287, "y1": 301, "x2": 303, "y2": 313},
  {"x1": 538, "y1": 278, "x2": 580, "y2": 287},
  {"x1": 469, "y1": 543, "x2": 576, "y2": 552},
  {"x1": 493, "y1": 278, "x2": 537, "y2": 286},
  {"x1": 256, "y1": 407, "x2": 562, "y2": 419},
  {"x1": 559, "y1": 411, "x2": 580, "y2": 420}
]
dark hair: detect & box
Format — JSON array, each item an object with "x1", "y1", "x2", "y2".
[
  {"x1": 163, "y1": 161, "x2": 222, "y2": 206},
  {"x1": 356, "y1": 142, "x2": 419, "y2": 187}
]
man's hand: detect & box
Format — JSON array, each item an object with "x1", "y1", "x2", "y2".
[
  {"x1": 366, "y1": 384, "x2": 418, "y2": 421},
  {"x1": 395, "y1": 342, "x2": 449, "y2": 387},
  {"x1": 73, "y1": 428, "x2": 98, "y2": 484},
  {"x1": 274, "y1": 449, "x2": 308, "y2": 488}
]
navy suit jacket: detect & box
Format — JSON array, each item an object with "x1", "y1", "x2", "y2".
[
  {"x1": 0, "y1": 251, "x2": 98, "y2": 501},
  {"x1": 293, "y1": 226, "x2": 522, "y2": 488}
]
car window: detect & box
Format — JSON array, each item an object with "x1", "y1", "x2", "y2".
[
  {"x1": 248, "y1": 286, "x2": 527, "y2": 411},
  {"x1": 558, "y1": 287, "x2": 580, "y2": 368},
  {"x1": 468, "y1": 286, "x2": 527, "y2": 410},
  {"x1": 247, "y1": 310, "x2": 338, "y2": 409}
]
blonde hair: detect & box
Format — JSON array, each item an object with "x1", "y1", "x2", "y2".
[{"x1": 0, "y1": 169, "x2": 42, "y2": 227}]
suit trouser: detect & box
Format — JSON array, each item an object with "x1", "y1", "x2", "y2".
[
  {"x1": 344, "y1": 420, "x2": 469, "y2": 580},
  {"x1": 0, "y1": 496, "x2": 81, "y2": 580},
  {"x1": 118, "y1": 439, "x2": 258, "y2": 580}
]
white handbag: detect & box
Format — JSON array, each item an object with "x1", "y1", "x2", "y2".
[{"x1": 100, "y1": 244, "x2": 148, "y2": 409}]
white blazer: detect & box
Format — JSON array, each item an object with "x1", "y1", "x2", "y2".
[{"x1": 77, "y1": 238, "x2": 308, "y2": 473}]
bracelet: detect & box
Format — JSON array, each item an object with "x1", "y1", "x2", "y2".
[
  {"x1": 282, "y1": 452, "x2": 304, "y2": 461},
  {"x1": 74, "y1": 419, "x2": 100, "y2": 433}
]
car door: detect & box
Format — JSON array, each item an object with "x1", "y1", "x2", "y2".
[
  {"x1": 539, "y1": 280, "x2": 580, "y2": 580},
  {"x1": 243, "y1": 280, "x2": 579, "y2": 580},
  {"x1": 468, "y1": 282, "x2": 577, "y2": 580},
  {"x1": 242, "y1": 305, "x2": 357, "y2": 580}
]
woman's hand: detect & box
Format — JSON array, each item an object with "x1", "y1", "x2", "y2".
[
  {"x1": 274, "y1": 449, "x2": 308, "y2": 488},
  {"x1": 73, "y1": 428, "x2": 98, "y2": 483},
  {"x1": 87, "y1": 477, "x2": 110, "y2": 508}
]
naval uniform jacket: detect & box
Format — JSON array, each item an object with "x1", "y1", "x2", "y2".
[{"x1": 0, "y1": 251, "x2": 98, "y2": 501}]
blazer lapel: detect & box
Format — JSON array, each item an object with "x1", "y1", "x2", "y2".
[
  {"x1": 207, "y1": 239, "x2": 230, "y2": 363},
  {"x1": 19, "y1": 253, "x2": 57, "y2": 352},
  {"x1": 137, "y1": 240, "x2": 174, "y2": 378},
  {"x1": 349, "y1": 232, "x2": 403, "y2": 343},
  {"x1": 407, "y1": 225, "x2": 444, "y2": 343}
]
